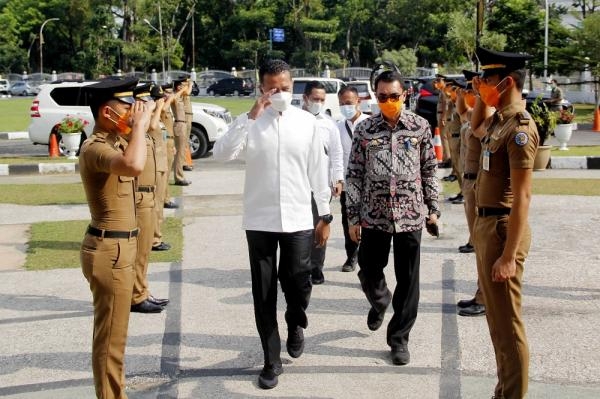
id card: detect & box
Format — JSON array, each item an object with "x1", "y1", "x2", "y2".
[{"x1": 482, "y1": 150, "x2": 490, "y2": 171}]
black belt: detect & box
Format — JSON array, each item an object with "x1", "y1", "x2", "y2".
[
  {"x1": 463, "y1": 173, "x2": 477, "y2": 180},
  {"x1": 136, "y1": 186, "x2": 155, "y2": 192},
  {"x1": 166, "y1": 136, "x2": 174, "y2": 139},
  {"x1": 174, "y1": 119, "x2": 186, "y2": 123},
  {"x1": 185, "y1": 112, "x2": 193, "y2": 115},
  {"x1": 87, "y1": 226, "x2": 139, "y2": 239},
  {"x1": 451, "y1": 133, "x2": 460, "y2": 137},
  {"x1": 477, "y1": 207, "x2": 510, "y2": 217}
]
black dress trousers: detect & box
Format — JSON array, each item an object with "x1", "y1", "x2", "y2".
[
  {"x1": 340, "y1": 190, "x2": 359, "y2": 262},
  {"x1": 357, "y1": 227, "x2": 422, "y2": 349},
  {"x1": 245, "y1": 229, "x2": 313, "y2": 366}
]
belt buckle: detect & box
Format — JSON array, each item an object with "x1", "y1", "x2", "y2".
[{"x1": 129, "y1": 228, "x2": 138, "y2": 239}]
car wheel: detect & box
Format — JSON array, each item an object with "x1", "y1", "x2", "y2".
[
  {"x1": 233, "y1": 90, "x2": 240, "y2": 96},
  {"x1": 208, "y1": 90, "x2": 215, "y2": 96},
  {"x1": 189, "y1": 125, "x2": 209, "y2": 159}
]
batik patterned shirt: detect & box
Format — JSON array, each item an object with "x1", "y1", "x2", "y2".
[{"x1": 345, "y1": 111, "x2": 440, "y2": 233}]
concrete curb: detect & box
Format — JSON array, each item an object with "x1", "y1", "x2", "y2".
[{"x1": 0, "y1": 132, "x2": 28, "y2": 140}]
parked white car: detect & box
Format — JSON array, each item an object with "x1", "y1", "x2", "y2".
[
  {"x1": 346, "y1": 80, "x2": 378, "y2": 114},
  {"x1": 291, "y1": 77, "x2": 346, "y2": 120},
  {"x1": 0, "y1": 79, "x2": 10, "y2": 96},
  {"x1": 28, "y1": 81, "x2": 232, "y2": 158}
]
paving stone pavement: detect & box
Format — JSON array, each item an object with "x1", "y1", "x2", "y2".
[{"x1": 0, "y1": 159, "x2": 599, "y2": 398}]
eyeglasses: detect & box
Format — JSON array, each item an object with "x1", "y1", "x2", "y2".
[{"x1": 377, "y1": 93, "x2": 402, "y2": 103}]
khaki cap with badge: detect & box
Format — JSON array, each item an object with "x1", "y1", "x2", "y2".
[{"x1": 475, "y1": 47, "x2": 533, "y2": 77}]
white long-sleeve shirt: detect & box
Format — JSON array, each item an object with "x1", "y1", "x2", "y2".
[
  {"x1": 338, "y1": 112, "x2": 370, "y2": 173},
  {"x1": 213, "y1": 106, "x2": 331, "y2": 232},
  {"x1": 315, "y1": 113, "x2": 344, "y2": 186}
]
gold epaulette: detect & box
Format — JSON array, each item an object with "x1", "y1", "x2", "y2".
[{"x1": 516, "y1": 111, "x2": 531, "y2": 125}]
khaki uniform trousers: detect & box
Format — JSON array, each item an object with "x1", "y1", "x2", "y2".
[
  {"x1": 173, "y1": 122, "x2": 187, "y2": 182},
  {"x1": 133, "y1": 195, "x2": 154, "y2": 305},
  {"x1": 462, "y1": 178, "x2": 484, "y2": 304},
  {"x1": 165, "y1": 136, "x2": 175, "y2": 200},
  {"x1": 474, "y1": 215, "x2": 530, "y2": 399},
  {"x1": 81, "y1": 234, "x2": 137, "y2": 399},
  {"x1": 447, "y1": 122, "x2": 463, "y2": 186},
  {"x1": 439, "y1": 118, "x2": 451, "y2": 162},
  {"x1": 153, "y1": 171, "x2": 167, "y2": 246}
]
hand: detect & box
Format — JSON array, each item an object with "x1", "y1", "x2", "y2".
[
  {"x1": 425, "y1": 214, "x2": 439, "y2": 237},
  {"x1": 472, "y1": 76, "x2": 481, "y2": 95},
  {"x1": 491, "y1": 255, "x2": 517, "y2": 282},
  {"x1": 349, "y1": 224, "x2": 361, "y2": 243},
  {"x1": 331, "y1": 182, "x2": 343, "y2": 197},
  {"x1": 248, "y1": 89, "x2": 276, "y2": 120},
  {"x1": 131, "y1": 100, "x2": 153, "y2": 132},
  {"x1": 314, "y1": 220, "x2": 330, "y2": 247}
]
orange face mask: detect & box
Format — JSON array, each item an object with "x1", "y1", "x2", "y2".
[
  {"x1": 464, "y1": 92, "x2": 476, "y2": 108},
  {"x1": 478, "y1": 77, "x2": 509, "y2": 109},
  {"x1": 106, "y1": 106, "x2": 132, "y2": 135},
  {"x1": 378, "y1": 100, "x2": 403, "y2": 120},
  {"x1": 434, "y1": 80, "x2": 445, "y2": 90}
]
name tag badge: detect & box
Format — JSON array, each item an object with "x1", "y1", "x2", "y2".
[{"x1": 483, "y1": 150, "x2": 490, "y2": 171}]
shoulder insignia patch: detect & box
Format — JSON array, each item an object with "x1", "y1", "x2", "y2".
[
  {"x1": 515, "y1": 131, "x2": 529, "y2": 146},
  {"x1": 517, "y1": 111, "x2": 531, "y2": 125}
]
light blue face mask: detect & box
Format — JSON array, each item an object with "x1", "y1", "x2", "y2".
[
  {"x1": 340, "y1": 104, "x2": 357, "y2": 120},
  {"x1": 306, "y1": 100, "x2": 325, "y2": 115}
]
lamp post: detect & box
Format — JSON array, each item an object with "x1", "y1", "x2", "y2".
[
  {"x1": 40, "y1": 18, "x2": 59, "y2": 79},
  {"x1": 543, "y1": 0, "x2": 549, "y2": 85},
  {"x1": 144, "y1": 18, "x2": 166, "y2": 83}
]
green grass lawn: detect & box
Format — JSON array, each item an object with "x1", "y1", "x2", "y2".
[
  {"x1": 26, "y1": 217, "x2": 182, "y2": 270},
  {"x1": 442, "y1": 178, "x2": 600, "y2": 197},
  {"x1": 573, "y1": 103, "x2": 595, "y2": 124},
  {"x1": 193, "y1": 96, "x2": 255, "y2": 117},
  {"x1": 550, "y1": 145, "x2": 600, "y2": 156},
  {"x1": 0, "y1": 98, "x2": 32, "y2": 131}
]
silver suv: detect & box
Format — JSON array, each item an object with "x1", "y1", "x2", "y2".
[{"x1": 28, "y1": 81, "x2": 232, "y2": 157}]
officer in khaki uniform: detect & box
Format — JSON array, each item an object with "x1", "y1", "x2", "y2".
[
  {"x1": 148, "y1": 84, "x2": 172, "y2": 252},
  {"x1": 79, "y1": 77, "x2": 153, "y2": 399},
  {"x1": 434, "y1": 75, "x2": 451, "y2": 166},
  {"x1": 471, "y1": 47, "x2": 539, "y2": 399},
  {"x1": 160, "y1": 84, "x2": 178, "y2": 208},
  {"x1": 454, "y1": 70, "x2": 488, "y2": 317},
  {"x1": 443, "y1": 81, "x2": 464, "y2": 201},
  {"x1": 129, "y1": 84, "x2": 169, "y2": 313},
  {"x1": 171, "y1": 78, "x2": 191, "y2": 186},
  {"x1": 182, "y1": 76, "x2": 194, "y2": 171}
]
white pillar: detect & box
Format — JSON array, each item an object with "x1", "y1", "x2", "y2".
[
  {"x1": 51, "y1": 70, "x2": 58, "y2": 81},
  {"x1": 151, "y1": 69, "x2": 158, "y2": 83},
  {"x1": 190, "y1": 68, "x2": 197, "y2": 82}
]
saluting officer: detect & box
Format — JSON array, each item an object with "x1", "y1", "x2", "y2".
[
  {"x1": 79, "y1": 77, "x2": 153, "y2": 398},
  {"x1": 171, "y1": 78, "x2": 191, "y2": 186},
  {"x1": 471, "y1": 47, "x2": 539, "y2": 399},
  {"x1": 182, "y1": 76, "x2": 194, "y2": 171},
  {"x1": 129, "y1": 84, "x2": 169, "y2": 314},
  {"x1": 160, "y1": 83, "x2": 178, "y2": 209}
]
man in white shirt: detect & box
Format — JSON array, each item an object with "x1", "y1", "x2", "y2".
[
  {"x1": 213, "y1": 60, "x2": 332, "y2": 390},
  {"x1": 302, "y1": 80, "x2": 344, "y2": 285},
  {"x1": 337, "y1": 86, "x2": 370, "y2": 272}
]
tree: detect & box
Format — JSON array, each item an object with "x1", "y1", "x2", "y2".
[
  {"x1": 572, "y1": 0, "x2": 598, "y2": 18},
  {"x1": 375, "y1": 48, "x2": 418, "y2": 76}
]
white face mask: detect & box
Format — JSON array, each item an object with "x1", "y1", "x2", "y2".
[
  {"x1": 340, "y1": 104, "x2": 357, "y2": 120},
  {"x1": 269, "y1": 91, "x2": 292, "y2": 112},
  {"x1": 306, "y1": 100, "x2": 325, "y2": 115}
]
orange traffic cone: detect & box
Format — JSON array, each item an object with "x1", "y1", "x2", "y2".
[
  {"x1": 433, "y1": 127, "x2": 443, "y2": 162},
  {"x1": 593, "y1": 107, "x2": 600, "y2": 132},
  {"x1": 185, "y1": 144, "x2": 193, "y2": 167},
  {"x1": 49, "y1": 133, "x2": 59, "y2": 158}
]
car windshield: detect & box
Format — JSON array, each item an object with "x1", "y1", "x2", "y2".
[{"x1": 293, "y1": 81, "x2": 338, "y2": 94}]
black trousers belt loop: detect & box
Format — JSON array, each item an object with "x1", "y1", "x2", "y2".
[
  {"x1": 185, "y1": 112, "x2": 193, "y2": 115},
  {"x1": 451, "y1": 133, "x2": 460, "y2": 138},
  {"x1": 463, "y1": 173, "x2": 478, "y2": 180},
  {"x1": 87, "y1": 225, "x2": 139, "y2": 239},
  {"x1": 174, "y1": 119, "x2": 186, "y2": 123},
  {"x1": 477, "y1": 207, "x2": 511, "y2": 217},
  {"x1": 136, "y1": 186, "x2": 155, "y2": 192}
]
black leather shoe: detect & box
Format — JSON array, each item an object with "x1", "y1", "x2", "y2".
[
  {"x1": 452, "y1": 195, "x2": 465, "y2": 204},
  {"x1": 442, "y1": 174, "x2": 457, "y2": 182},
  {"x1": 174, "y1": 180, "x2": 191, "y2": 186},
  {"x1": 152, "y1": 242, "x2": 171, "y2": 251},
  {"x1": 341, "y1": 261, "x2": 356, "y2": 272},
  {"x1": 131, "y1": 299, "x2": 163, "y2": 313},
  {"x1": 438, "y1": 160, "x2": 452, "y2": 168},
  {"x1": 258, "y1": 362, "x2": 283, "y2": 389},
  {"x1": 391, "y1": 345, "x2": 410, "y2": 365},
  {"x1": 458, "y1": 243, "x2": 475, "y2": 253},
  {"x1": 164, "y1": 201, "x2": 179, "y2": 209},
  {"x1": 459, "y1": 303, "x2": 486, "y2": 317},
  {"x1": 286, "y1": 326, "x2": 305, "y2": 358},
  {"x1": 457, "y1": 297, "x2": 477, "y2": 308},
  {"x1": 447, "y1": 193, "x2": 463, "y2": 202},
  {"x1": 367, "y1": 306, "x2": 385, "y2": 331},
  {"x1": 183, "y1": 165, "x2": 193, "y2": 171},
  {"x1": 311, "y1": 271, "x2": 325, "y2": 285},
  {"x1": 148, "y1": 295, "x2": 169, "y2": 306}
]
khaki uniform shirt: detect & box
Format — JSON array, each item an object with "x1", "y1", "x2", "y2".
[
  {"x1": 476, "y1": 103, "x2": 539, "y2": 209},
  {"x1": 79, "y1": 129, "x2": 136, "y2": 231},
  {"x1": 463, "y1": 123, "x2": 482, "y2": 175},
  {"x1": 183, "y1": 95, "x2": 193, "y2": 123},
  {"x1": 148, "y1": 124, "x2": 168, "y2": 172},
  {"x1": 161, "y1": 109, "x2": 175, "y2": 137},
  {"x1": 135, "y1": 135, "x2": 157, "y2": 209}
]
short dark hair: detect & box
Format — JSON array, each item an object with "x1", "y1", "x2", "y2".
[
  {"x1": 374, "y1": 70, "x2": 403, "y2": 91},
  {"x1": 338, "y1": 86, "x2": 358, "y2": 97},
  {"x1": 259, "y1": 59, "x2": 290, "y2": 84},
  {"x1": 508, "y1": 69, "x2": 527, "y2": 90},
  {"x1": 303, "y1": 80, "x2": 326, "y2": 96}
]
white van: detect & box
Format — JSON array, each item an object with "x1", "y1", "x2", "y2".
[{"x1": 291, "y1": 77, "x2": 346, "y2": 120}]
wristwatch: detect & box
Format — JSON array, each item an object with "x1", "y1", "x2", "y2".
[{"x1": 320, "y1": 214, "x2": 333, "y2": 224}]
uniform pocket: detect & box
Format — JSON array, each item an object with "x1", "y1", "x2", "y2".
[{"x1": 117, "y1": 175, "x2": 134, "y2": 197}]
